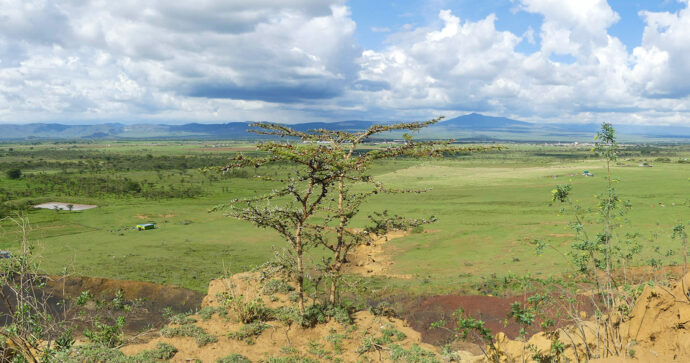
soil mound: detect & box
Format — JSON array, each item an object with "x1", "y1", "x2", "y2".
[
  {"x1": 494, "y1": 273, "x2": 690, "y2": 362},
  {"x1": 122, "y1": 272, "x2": 451, "y2": 362}
]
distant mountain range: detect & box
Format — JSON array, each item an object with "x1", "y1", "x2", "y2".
[{"x1": 2, "y1": 113, "x2": 690, "y2": 142}]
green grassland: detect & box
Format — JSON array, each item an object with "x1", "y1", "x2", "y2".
[{"x1": 1, "y1": 140, "x2": 689, "y2": 294}]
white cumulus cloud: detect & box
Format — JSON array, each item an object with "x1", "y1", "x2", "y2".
[
  {"x1": 0, "y1": 0, "x2": 359, "y2": 123},
  {"x1": 1, "y1": 0, "x2": 690, "y2": 125},
  {"x1": 350, "y1": 0, "x2": 690, "y2": 125}
]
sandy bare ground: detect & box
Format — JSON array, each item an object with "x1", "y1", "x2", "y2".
[
  {"x1": 345, "y1": 230, "x2": 415, "y2": 279},
  {"x1": 33, "y1": 202, "x2": 97, "y2": 211}
]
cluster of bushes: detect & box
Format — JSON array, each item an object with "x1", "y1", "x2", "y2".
[
  {"x1": 4, "y1": 172, "x2": 202, "y2": 200},
  {"x1": 0, "y1": 148, "x2": 240, "y2": 173}
]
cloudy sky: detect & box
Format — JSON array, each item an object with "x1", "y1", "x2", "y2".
[{"x1": 1, "y1": 0, "x2": 690, "y2": 125}]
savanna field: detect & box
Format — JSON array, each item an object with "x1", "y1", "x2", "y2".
[{"x1": 2, "y1": 140, "x2": 687, "y2": 295}]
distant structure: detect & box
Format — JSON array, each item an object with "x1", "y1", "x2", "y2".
[{"x1": 136, "y1": 223, "x2": 155, "y2": 231}]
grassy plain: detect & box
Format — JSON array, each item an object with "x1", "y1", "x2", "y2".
[{"x1": 1, "y1": 140, "x2": 689, "y2": 294}]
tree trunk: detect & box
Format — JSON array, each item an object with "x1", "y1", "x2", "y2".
[
  {"x1": 683, "y1": 235, "x2": 688, "y2": 277},
  {"x1": 329, "y1": 176, "x2": 346, "y2": 306},
  {"x1": 328, "y1": 272, "x2": 338, "y2": 305},
  {"x1": 328, "y1": 259, "x2": 343, "y2": 305},
  {"x1": 296, "y1": 237, "x2": 305, "y2": 315}
]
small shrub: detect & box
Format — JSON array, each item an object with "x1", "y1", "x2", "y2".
[
  {"x1": 160, "y1": 324, "x2": 217, "y2": 347},
  {"x1": 265, "y1": 355, "x2": 319, "y2": 363},
  {"x1": 77, "y1": 290, "x2": 93, "y2": 306},
  {"x1": 281, "y1": 346, "x2": 297, "y2": 354},
  {"x1": 133, "y1": 342, "x2": 178, "y2": 361},
  {"x1": 357, "y1": 336, "x2": 380, "y2": 354},
  {"x1": 217, "y1": 353, "x2": 252, "y2": 363},
  {"x1": 370, "y1": 301, "x2": 398, "y2": 318},
  {"x1": 84, "y1": 316, "x2": 125, "y2": 348},
  {"x1": 274, "y1": 306, "x2": 301, "y2": 326},
  {"x1": 53, "y1": 344, "x2": 129, "y2": 362},
  {"x1": 287, "y1": 291, "x2": 299, "y2": 302},
  {"x1": 168, "y1": 312, "x2": 197, "y2": 325},
  {"x1": 388, "y1": 344, "x2": 439, "y2": 363},
  {"x1": 300, "y1": 304, "x2": 353, "y2": 328},
  {"x1": 223, "y1": 296, "x2": 273, "y2": 324},
  {"x1": 326, "y1": 333, "x2": 347, "y2": 354},
  {"x1": 54, "y1": 329, "x2": 75, "y2": 352},
  {"x1": 381, "y1": 325, "x2": 406, "y2": 342},
  {"x1": 227, "y1": 321, "x2": 269, "y2": 342},
  {"x1": 196, "y1": 333, "x2": 219, "y2": 347},
  {"x1": 307, "y1": 340, "x2": 332, "y2": 360},
  {"x1": 262, "y1": 279, "x2": 295, "y2": 295},
  {"x1": 112, "y1": 289, "x2": 128, "y2": 311},
  {"x1": 199, "y1": 306, "x2": 227, "y2": 320}
]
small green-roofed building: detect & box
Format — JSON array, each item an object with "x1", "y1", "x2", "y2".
[{"x1": 136, "y1": 223, "x2": 155, "y2": 231}]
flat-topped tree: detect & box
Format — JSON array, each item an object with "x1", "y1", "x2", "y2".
[{"x1": 220, "y1": 117, "x2": 498, "y2": 314}]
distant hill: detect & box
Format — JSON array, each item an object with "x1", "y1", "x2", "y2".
[
  {"x1": 440, "y1": 113, "x2": 531, "y2": 130},
  {"x1": 1, "y1": 114, "x2": 690, "y2": 142}
]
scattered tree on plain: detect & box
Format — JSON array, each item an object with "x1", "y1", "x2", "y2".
[
  {"x1": 6, "y1": 167, "x2": 21, "y2": 180},
  {"x1": 219, "y1": 117, "x2": 497, "y2": 314}
]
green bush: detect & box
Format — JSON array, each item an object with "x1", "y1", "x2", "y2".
[
  {"x1": 264, "y1": 355, "x2": 318, "y2": 363},
  {"x1": 53, "y1": 344, "x2": 129, "y2": 363},
  {"x1": 217, "y1": 354, "x2": 252, "y2": 363},
  {"x1": 167, "y1": 312, "x2": 197, "y2": 325},
  {"x1": 132, "y1": 342, "x2": 178, "y2": 361},
  {"x1": 388, "y1": 344, "x2": 440, "y2": 363},
  {"x1": 6, "y1": 167, "x2": 21, "y2": 179},
  {"x1": 199, "y1": 306, "x2": 227, "y2": 320},
  {"x1": 53, "y1": 342, "x2": 178, "y2": 363},
  {"x1": 230, "y1": 297, "x2": 274, "y2": 324},
  {"x1": 262, "y1": 279, "x2": 295, "y2": 295},
  {"x1": 160, "y1": 324, "x2": 217, "y2": 347},
  {"x1": 303, "y1": 304, "x2": 353, "y2": 327},
  {"x1": 83, "y1": 316, "x2": 125, "y2": 348},
  {"x1": 227, "y1": 321, "x2": 269, "y2": 343}
]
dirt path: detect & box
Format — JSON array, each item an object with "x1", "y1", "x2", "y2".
[{"x1": 344, "y1": 230, "x2": 414, "y2": 279}]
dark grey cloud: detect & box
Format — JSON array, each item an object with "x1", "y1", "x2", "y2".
[
  {"x1": 187, "y1": 82, "x2": 342, "y2": 103},
  {"x1": 0, "y1": 0, "x2": 73, "y2": 46}
]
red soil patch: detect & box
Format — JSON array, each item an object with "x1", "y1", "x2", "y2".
[
  {"x1": 47, "y1": 276, "x2": 203, "y2": 333},
  {"x1": 49, "y1": 276, "x2": 202, "y2": 313},
  {"x1": 400, "y1": 293, "x2": 595, "y2": 346},
  {"x1": 2, "y1": 275, "x2": 203, "y2": 343}
]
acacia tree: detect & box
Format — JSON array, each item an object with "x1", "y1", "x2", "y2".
[
  {"x1": 220, "y1": 141, "x2": 335, "y2": 314},
  {"x1": 220, "y1": 118, "x2": 496, "y2": 314},
  {"x1": 304, "y1": 121, "x2": 490, "y2": 305},
  {"x1": 546, "y1": 123, "x2": 634, "y2": 358}
]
